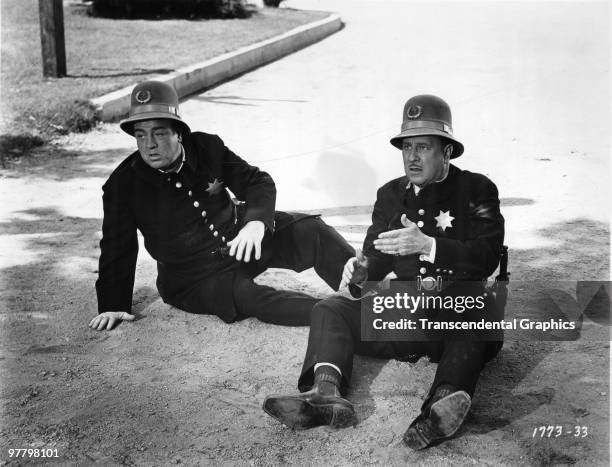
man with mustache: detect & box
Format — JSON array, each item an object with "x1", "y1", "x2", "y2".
[
  {"x1": 263, "y1": 95, "x2": 505, "y2": 449},
  {"x1": 89, "y1": 80, "x2": 354, "y2": 331}
]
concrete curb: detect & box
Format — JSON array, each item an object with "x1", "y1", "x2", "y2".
[{"x1": 90, "y1": 13, "x2": 342, "y2": 122}]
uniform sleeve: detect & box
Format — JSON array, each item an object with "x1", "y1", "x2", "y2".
[
  {"x1": 218, "y1": 137, "x2": 276, "y2": 232},
  {"x1": 95, "y1": 177, "x2": 139, "y2": 313},
  {"x1": 432, "y1": 177, "x2": 504, "y2": 279},
  {"x1": 362, "y1": 186, "x2": 395, "y2": 282}
]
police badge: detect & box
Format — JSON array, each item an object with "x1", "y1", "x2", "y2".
[
  {"x1": 406, "y1": 104, "x2": 422, "y2": 119},
  {"x1": 135, "y1": 90, "x2": 152, "y2": 104}
]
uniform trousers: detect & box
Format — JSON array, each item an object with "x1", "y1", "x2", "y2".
[
  {"x1": 297, "y1": 295, "x2": 502, "y2": 410},
  {"x1": 165, "y1": 215, "x2": 355, "y2": 326}
]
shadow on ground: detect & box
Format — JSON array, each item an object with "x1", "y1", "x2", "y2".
[
  {"x1": 192, "y1": 95, "x2": 308, "y2": 107},
  {"x1": 0, "y1": 139, "x2": 131, "y2": 181}
]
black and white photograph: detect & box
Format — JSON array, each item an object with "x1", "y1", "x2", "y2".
[{"x1": 1, "y1": 0, "x2": 610, "y2": 465}]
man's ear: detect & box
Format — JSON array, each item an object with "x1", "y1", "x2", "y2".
[{"x1": 443, "y1": 143, "x2": 454, "y2": 159}]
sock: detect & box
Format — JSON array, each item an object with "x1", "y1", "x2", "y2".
[
  {"x1": 314, "y1": 364, "x2": 341, "y2": 396},
  {"x1": 433, "y1": 384, "x2": 458, "y2": 401}
]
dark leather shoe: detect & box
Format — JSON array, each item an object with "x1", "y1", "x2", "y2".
[
  {"x1": 263, "y1": 388, "x2": 357, "y2": 430},
  {"x1": 403, "y1": 390, "x2": 471, "y2": 450}
]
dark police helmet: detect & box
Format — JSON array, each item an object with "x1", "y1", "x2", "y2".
[
  {"x1": 119, "y1": 80, "x2": 191, "y2": 136},
  {"x1": 390, "y1": 95, "x2": 464, "y2": 158}
]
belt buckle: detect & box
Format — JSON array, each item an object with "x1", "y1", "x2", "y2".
[{"x1": 416, "y1": 275, "x2": 442, "y2": 292}]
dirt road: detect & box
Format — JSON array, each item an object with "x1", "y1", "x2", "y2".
[{"x1": 0, "y1": 128, "x2": 609, "y2": 465}]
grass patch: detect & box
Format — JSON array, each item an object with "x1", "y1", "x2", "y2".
[{"x1": 0, "y1": 0, "x2": 327, "y2": 155}]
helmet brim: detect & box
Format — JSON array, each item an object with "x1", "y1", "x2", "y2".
[
  {"x1": 390, "y1": 128, "x2": 464, "y2": 158},
  {"x1": 119, "y1": 113, "x2": 191, "y2": 136}
]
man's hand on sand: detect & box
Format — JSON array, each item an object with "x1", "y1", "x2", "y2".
[
  {"x1": 228, "y1": 220, "x2": 265, "y2": 263},
  {"x1": 340, "y1": 249, "x2": 369, "y2": 289},
  {"x1": 88, "y1": 311, "x2": 135, "y2": 331}
]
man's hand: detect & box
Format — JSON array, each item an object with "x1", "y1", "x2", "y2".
[
  {"x1": 340, "y1": 249, "x2": 369, "y2": 288},
  {"x1": 227, "y1": 220, "x2": 265, "y2": 262},
  {"x1": 373, "y1": 214, "x2": 433, "y2": 256},
  {"x1": 88, "y1": 311, "x2": 135, "y2": 331}
]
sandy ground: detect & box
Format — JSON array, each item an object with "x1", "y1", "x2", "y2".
[{"x1": 1, "y1": 0, "x2": 611, "y2": 465}]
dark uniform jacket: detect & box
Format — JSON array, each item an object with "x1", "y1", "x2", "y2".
[
  {"x1": 95, "y1": 132, "x2": 277, "y2": 313},
  {"x1": 362, "y1": 163, "x2": 505, "y2": 288}
]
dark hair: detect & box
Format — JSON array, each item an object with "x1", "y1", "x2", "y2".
[
  {"x1": 437, "y1": 135, "x2": 450, "y2": 148},
  {"x1": 168, "y1": 120, "x2": 182, "y2": 138},
  {"x1": 437, "y1": 136, "x2": 455, "y2": 155}
]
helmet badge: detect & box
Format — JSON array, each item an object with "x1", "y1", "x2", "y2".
[
  {"x1": 135, "y1": 90, "x2": 152, "y2": 104},
  {"x1": 406, "y1": 105, "x2": 422, "y2": 119}
]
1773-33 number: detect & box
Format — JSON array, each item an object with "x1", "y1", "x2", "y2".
[{"x1": 532, "y1": 426, "x2": 588, "y2": 438}]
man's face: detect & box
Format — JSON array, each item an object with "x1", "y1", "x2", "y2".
[
  {"x1": 402, "y1": 136, "x2": 450, "y2": 187},
  {"x1": 133, "y1": 119, "x2": 181, "y2": 170}
]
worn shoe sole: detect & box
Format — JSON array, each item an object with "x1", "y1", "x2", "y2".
[
  {"x1": 403, "y1": 391, "x2": 471, "y2": 450},
  {"x1": 263, "y1": 395, "x2": 356, "y2": 430}
]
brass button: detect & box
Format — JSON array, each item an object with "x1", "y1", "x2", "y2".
[
  {"x1": 193, "y1": 201, "x2": 199, "y2": 208},
  {"x1": 188, "y1": 190, "x2": 192, "y2": 197},
  {"x1": 209, "y1": 224, "x2": 214, "y2": 231},
  {"x1": 213, "y1": 231, "x2": 219, "y2": 237},
  {"x1": 419, "y1": 255, "x2": 425, "y2": 261},
  {"x1": 417, "y1": 220, "x2": 424, "y2": 228},
  {"x1": 201, "y1": 211, "x2": 206, "y2": 217},
  {"x1": 418, "y1": 209, "x2": 425, "y2": 215},
  {"x1": 419, "y1": 267, "x2": 427, "y2": 274},
  {"x1": 175, "y1": 181, "x2": 182, "y2": 188},
  {"x1": 221, "y1": 236, "x2": 226, "y2": 242},
  {"x1": 448, "y1": 270, "x2": 453, "y2": 275}
]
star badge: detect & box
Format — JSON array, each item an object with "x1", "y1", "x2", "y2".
[
  {"x1": 205, "y1": 178, "x2": 224, "y2": 195},
  {"x1": 434, "y1": 210, "x2": 454, "y2": 231}
]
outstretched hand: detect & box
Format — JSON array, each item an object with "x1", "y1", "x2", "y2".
[
  {"x1": 373, "y1": 214, "x2": 432, "y2": 256},
  {"x1": 88, "y1": 311, "x2": 135, "y2": 331}
]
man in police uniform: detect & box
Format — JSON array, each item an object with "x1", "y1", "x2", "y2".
[
  {"x1": 88, "y1": 81, "x2": 354, "y2": 331},
  {"x1": 263, "y1": 95, "x2": 505, "y2": 449}
]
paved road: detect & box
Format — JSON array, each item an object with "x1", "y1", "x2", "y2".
[{"x1": 179, "y1": 0, "x2": 610, "y2": 254}]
